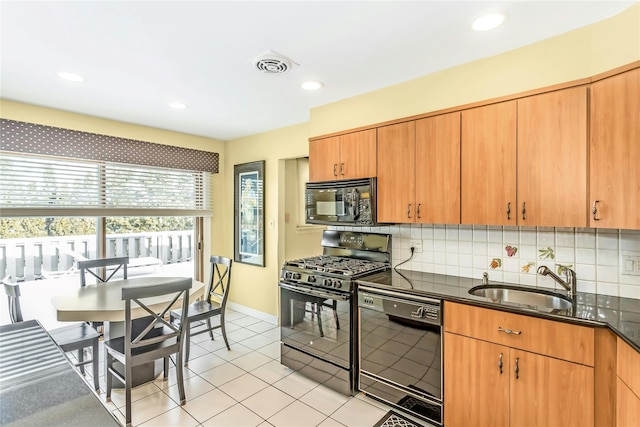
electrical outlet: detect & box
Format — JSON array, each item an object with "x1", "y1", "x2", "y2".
[
  {"x1": 621, "y1": 251, "x2": 640, "y2": 276},
  {"x1": 410, "y1": 240, "x2": 423, "y2": 253}
]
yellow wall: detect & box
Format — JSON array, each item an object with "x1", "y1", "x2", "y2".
[
  {"x1": 309, "y1": 2, "x2": 640, "y2": 137},
  {"x1": 223, "y1": 123, "x2": 313, "y2": 316}
]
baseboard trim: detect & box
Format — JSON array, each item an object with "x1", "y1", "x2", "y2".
[{"x1": 227, "y1": 301, "x2": 278, "y2": 325}]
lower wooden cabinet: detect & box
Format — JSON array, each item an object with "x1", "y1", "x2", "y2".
[
  {"x1": 444, "y1": 332, "x2": 594, "y2": 427},
  {"x1": 444, "y1": 302, "x2": 595, "y2": 427},
  {"x1": 617, "y1": 337, "x2": 640, "y2": 427}
]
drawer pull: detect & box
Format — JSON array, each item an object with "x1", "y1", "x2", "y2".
[
  {"x1": 514, "y1": 357, "x2": 520, "y2": 380},
  {"x1": 498, "y1": 352, "x2": 503, "y2": 374},
  {"x1": 498, "y1": 327, "x2": 522, "y2": 335}
]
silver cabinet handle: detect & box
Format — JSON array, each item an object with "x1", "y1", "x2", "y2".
[
  {"x1": 506, "y1": 202, "x2": 511, "y2": 220},
  {"x1": 340, "y1": 163, "x2": 344, "y2": 176},
  {"x1": 498, "y1": 327, "x2": 522, "y2": 335},
  {"x1": 592, "y1": 200, "x2": 600, "y2": 221},
  {"x1": 417, "y1": 203, "x2": 422, "y2": 219},
  {"x1": 333, "y1": 164, "x2": 338, "y2": 176},
  {"x1": 407, "y1": 204, "x2": 412, "y2": 219},
  {"x1": 498, "y1": 352, "x2": 503, "y2": 374},
  {"x1": 521, "y1": 202, "x2": 526, "y2": 220},
  {"x1": 514, "y1": 357, "x2": 520, "y2": 380}
]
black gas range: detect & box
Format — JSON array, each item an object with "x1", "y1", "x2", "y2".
[{"x1": 279, "y1": 230, "x2": 391, "y2": 395}]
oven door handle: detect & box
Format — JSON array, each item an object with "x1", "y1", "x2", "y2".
[{"x1": 279, "y1": 282, "x2": 350, "y2": 301}]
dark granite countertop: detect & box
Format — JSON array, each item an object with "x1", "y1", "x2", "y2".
[
  {"x1": 355, "y1": 269, "x2": 640, "y2": 353},
  {"x1": 0, "y1": 320, "x2": 120, "y2": 427}
]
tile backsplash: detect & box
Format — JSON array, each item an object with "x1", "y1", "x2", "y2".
[{"x1": 336, "y1": 225, "x2": 640, "y2": 299}]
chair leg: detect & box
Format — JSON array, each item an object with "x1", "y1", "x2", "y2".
[
  {"x1": 206, "y1": 318, "x2": 214, "y2": 340},
  {"x1": 332, "y1": 299, "x2": 340, "y2": 330},
  {"x1": 176, "y1": 350, "x2": 186, "y2": 406},
  {"x1": 220, "y1": 313, "x2": 230, "y2": 350},
  {"x1": 184, "y1": 322, "x2": 190, "y2": 366},
  {"x1": 125, "y1": 360, "x2": 132, "y2": 427},
  {"x1": 105, "y1": 352, "x2": 113, "y2": 402},
  {"x1": 92, "y1": 339, "x2": 100, "y2": 391},
  {"x1": 78, "y1": 348, "x2": 85, "y2": 375}
]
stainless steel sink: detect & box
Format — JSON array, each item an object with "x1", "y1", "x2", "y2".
[{"x1": 468, "y1": 284, "x2": 573, "y2": 311}]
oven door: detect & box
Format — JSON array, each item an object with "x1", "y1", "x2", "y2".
[{"x1": 279, "y1": 282, "x2": 351, "y2": 368}]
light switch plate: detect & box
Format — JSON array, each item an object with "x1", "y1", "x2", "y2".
[{"x1": 621, "y1": 251, "x2": 640, "y2": 276}]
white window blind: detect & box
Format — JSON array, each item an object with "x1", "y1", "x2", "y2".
[{"x1": 0, "y1": 153, "x2": 213, "y2": 217}]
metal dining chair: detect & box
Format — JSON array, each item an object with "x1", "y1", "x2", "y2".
[
  {"x1": 78, "y1": 256, "x2": 129, "y2": 287},
  {"x1": 2, "y1": 276, "x2": 100, "y2": 391},
  {"x1": 104, "y1": 278, "x2": 191, "y2": 427},
  {"x1": 170, "y1": 256, "x2": 233, "y2": 364},
  {"x1": 78, "y1": 256, "x2": 129, "y2": 333}
]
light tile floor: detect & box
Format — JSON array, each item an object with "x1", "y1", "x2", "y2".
[{"x1": 74, "y1": 309, "x2": 434, "y2": 427}]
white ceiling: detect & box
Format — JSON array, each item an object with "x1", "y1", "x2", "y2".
[{"x1": 1, "y1": 1, "x2": 636, "y2": 141}]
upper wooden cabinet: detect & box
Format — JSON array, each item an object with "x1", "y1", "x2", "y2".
[
  {"x1": 377, "y1": 114, "x2": 461, "y2": 224},
  {"x1": 461, "y1": 101, "x2": 517, "y2": 226},
  {"x1": 377, "y1": 121, "x2": 416, "y2": 223},
  {"x1": 517, "y1": 86, "x2": 588, "y2": 227},
  {"x1": 415, "y1": 112, "x2": 461, "y2": 224},
  {"x1": 590, "y1": 68, "x2": 640, "y2": 229},
  {"x1": 308, "y1": 129, "x2": 376, "y2": 182}
]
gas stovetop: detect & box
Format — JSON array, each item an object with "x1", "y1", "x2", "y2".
[
  {"x1": 281, "y1": 230, "x2": 392, "y2": 292},
  {"x1": 284, "y1": 255, "x2": 388, "y2": 276}
]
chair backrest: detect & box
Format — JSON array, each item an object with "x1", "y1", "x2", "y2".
[
  {"x1": 78, "y1": 256, "x2": 129, "y2": 287},
  {"x1": 2, "y1": 276, "x2": 23, "y2": 323},
  {"x1": 206, "y1": 256, "x2": 233, "y2": 308},
  {"x1": 122, "y1": 278, "x2": 191, "y2": 357}
]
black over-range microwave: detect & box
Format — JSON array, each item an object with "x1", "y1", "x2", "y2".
[{"x1": 305, "y1": 178, "x2": 377, "y2": 226}]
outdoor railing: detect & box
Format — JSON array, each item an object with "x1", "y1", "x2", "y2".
[{"x1": 0, "y1": 230, "x2": 193, "y2": 281}]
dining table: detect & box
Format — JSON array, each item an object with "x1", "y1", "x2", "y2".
[
  {"x1": 0, "y1": 320, "x2": 120, "y2": 426},
  {"x1": 50, "y1": 276, "x2": 205, "y2": 386}
]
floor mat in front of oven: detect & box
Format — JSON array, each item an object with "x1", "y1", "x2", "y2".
[{"x1": 373, "y1": 410, "x2": 425, "y2": 427}]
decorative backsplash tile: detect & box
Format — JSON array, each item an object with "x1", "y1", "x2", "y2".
[{"x1": 337, "y1": 224, "x2": 640, "y2": 299}]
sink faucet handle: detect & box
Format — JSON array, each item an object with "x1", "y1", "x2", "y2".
[{"x1": 482, "y1": 272, "x2": 489, "y2": 286}]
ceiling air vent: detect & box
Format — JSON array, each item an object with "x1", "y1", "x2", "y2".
[{"x1": 253, "y1": 50, "x2": 298, "y2": 74}]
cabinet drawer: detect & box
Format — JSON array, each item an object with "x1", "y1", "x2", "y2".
[
  {"x1": 444, "y1": 302, "x2": 594, "y2": 366},
  {"x1": 617, "y1": 337, "x2": 640, "y2": 396}
]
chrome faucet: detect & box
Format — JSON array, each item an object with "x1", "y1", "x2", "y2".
[{"x1": 537, "y1": 265, "x2": 577, "y2": 298}]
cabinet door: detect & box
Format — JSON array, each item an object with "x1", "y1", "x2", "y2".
[
  {"x1": 461, "y1": 101, "x2": 517, "y2": 225},
  {"x1": 517, "y1": 87, "x2": 588, "y2": 227},
  {"x1": 444, "y1": 332, "x2": 509, "y2": 427},
  {"x1": 590, "y1": 68, "x2": 640, "y2": 229},
  {"x1": 617, "y1": 377, "x2": 640, "y2": 427},
  {"x1": 377, "y1": 122, "x2": 416, "y2": 223},
  {"x1": 510, "y1": 350, "x2": 594, "y2": 427},
  {"x1": 415, "y1": 112, "x2": 461, "y2": 224},
  {"x1": 339, "y1": 129, "x2": 377, "y2": 179},
  {"x1": 309, "y1": 136, "x2": 340, "y2": 182}
]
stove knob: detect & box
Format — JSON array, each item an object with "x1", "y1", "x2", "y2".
[
  {"x1": 307, "y1": 276, "x2": 316, "y2": 283},
  {"x1": 284, "y1": 272, "x2": 293, "y2": 279},
  {"x1": 292, "y1": 273, "x2": 301, "y2": 280},
  {"x1": 322, "y1": 278, "x2": 332, "y2": 287},
  {"x1": 333, "y1": 280, "x2": 342, "y2": 289}
]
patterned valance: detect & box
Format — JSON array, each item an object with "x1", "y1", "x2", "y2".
[{"x1": 0, "y1": 119, "x2": 218, "y2": 173}]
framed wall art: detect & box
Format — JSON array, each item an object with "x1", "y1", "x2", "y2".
[{"x1": 234, "y1": 160, "x2": 265, "y2": 266}]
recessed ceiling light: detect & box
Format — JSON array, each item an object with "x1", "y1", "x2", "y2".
[
  {"x1": 168, "y1": 102, "x2": 187, "y2": 110},
  {"x1": 57, "y1": 71, "x2": 85, "y2": 82},
  {"x1": 301, "y1": 81, "x2": 324, "y2": 91},
  {"x1": 472, "y1": 13, "x2": 506, "y2": 31}
]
